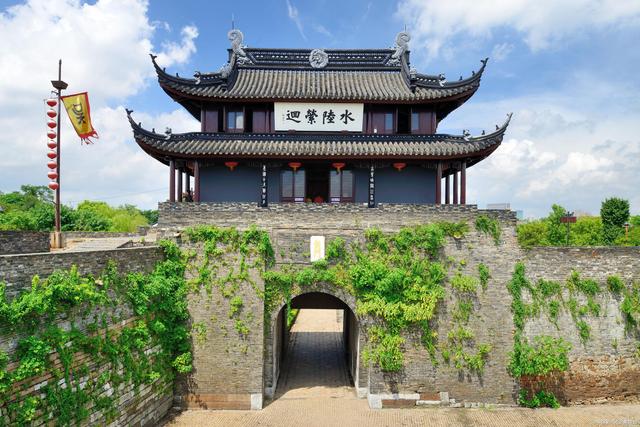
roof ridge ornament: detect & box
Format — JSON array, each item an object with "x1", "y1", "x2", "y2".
[
  {"x1": 387, "y1": 31, "x2": 410, "y2": 66},
  {"x1": 309, "y1": 48, "x2": 329, "y2": 68},
  {"x1": 228, "y1": 29, "x2": 251, "y2": 65}
]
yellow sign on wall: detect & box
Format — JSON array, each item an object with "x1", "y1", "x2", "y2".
[{"x1": 310, "y1": 236, "x2": 325, "y2": 262}]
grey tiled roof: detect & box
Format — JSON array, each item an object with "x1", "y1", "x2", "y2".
[
  {"x1": 159, "y1": 68, "x2": 480, "y2": 102},
  {"x1": 153, "y1": 51, "x2": 486, "y2": 103},
  {"x1": 127, "y1": 111, "x2": 511, "y2": 161}
]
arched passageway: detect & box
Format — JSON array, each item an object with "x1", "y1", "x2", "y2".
[{"x1": 269, "y1": 292, "x2": 361, "y2": 400}]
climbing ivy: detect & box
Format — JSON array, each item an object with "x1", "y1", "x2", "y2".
[
  {"x1": 0, "y1": 240, "x2": 190, "y2": 426},
  {"x1": 507, "y1": 262, "x2": 571, "y2": 408},
  {"x1": 261, "y1": 221, "x2": 492, "y2": 374},
  {"x1": 475, "y1": 215, "x2": 502, "y2": 245},
  {"x1": 506, "y1": 264, "x2": 640, "y2": 408}
]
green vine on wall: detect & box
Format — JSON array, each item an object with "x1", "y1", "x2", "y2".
[
  {"x1": 475, "y1": 215, "x2": 502, "y2": 245},
  {"x1": 507, "y1": 263, "x2": 640, "y2": 408},
  {"x1": 507, "y1": 262, "x2": 570, "y2": 408},
  {"x1": 262, "y1": 221, "x2": 492, "y2": 374},
  {"x1": 0, "y1": 240, "x2": 190, "y2": 426}
]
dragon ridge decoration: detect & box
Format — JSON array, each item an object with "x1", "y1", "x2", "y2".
[
  {"x1": 216, "y1": 28, "x2": 252, "y2": 78},
  {"x1": 387, "y1": 31, "x2": 410, "y2": 66}
]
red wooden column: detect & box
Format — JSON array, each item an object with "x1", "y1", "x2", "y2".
[
  {"x1": 445, "y1": 174, "x2": 451, "y2": 204},
  {"x1": 194, "y1": 160, "x2": 201, "y2": 202},
  {"x1": 461, "y1": 161, "x2": 467, "y2": 205},
  {"x1": 435, "y1": 162, "x2": 442, "y2": 205},
  {"x1": 169, "y1": 159, "x2": 176, "y2": 202},
  {"x1": 453, "y1": 168, "x2": 459, "y2": 204},
  {"x1": 177, "y1": 167, "x2": 183, "y2": 202},
  {"x1": 185, "y1": 172, "x2": 191, "y2": 200}
]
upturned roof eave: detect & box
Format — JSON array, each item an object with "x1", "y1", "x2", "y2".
[
  {"x1": 150, "y1": 53, "x2": 487, "y2": 108},
  {"x1": 126, "y1": 109, "x2": 511, "y2": 164}
]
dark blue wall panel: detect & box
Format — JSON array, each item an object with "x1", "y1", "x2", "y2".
[
  {"x1": 200, "y1": 165, "x2": 260, "y2": 203},
  {"x1": 199, "y1": 164, "x2": 435, "y2": 204},
  {"x1": 375, "y1": 165, "x2": 436, "y2": 204}
]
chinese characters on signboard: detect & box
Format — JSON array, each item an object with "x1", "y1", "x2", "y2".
[{"x1": 274, "y1": 102, "x2": 364, "y2": 132}]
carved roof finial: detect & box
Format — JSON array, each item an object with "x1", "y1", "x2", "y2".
[
  {"x1": 387, "y1": 31, "x2": 410, "y2": 66},
  {"x1": 228, "y1": 29, "x2": 251, "y2": 65}
]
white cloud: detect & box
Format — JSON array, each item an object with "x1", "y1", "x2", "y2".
[
  {"x1": 313, "y1": 24, "x2": 332, "y2": 38},
  {"x1": 396, "y1": 0, "x2": 640, "y2": 59},
  {"x1": 460, "y1": 92, "x2": 640, "y2": 217},
  {"x1": 285, "y1": 0, "x2": 306, "y2": 40},
  {"x1": 491, "y1": 42, "x2": 513, "y2": 62},
  {"x1": 155, "y1": 25, "x2": 198, "y2": 67},
  {"x1": 0, "y1": 0, "x2": 199, "y2": 209}
]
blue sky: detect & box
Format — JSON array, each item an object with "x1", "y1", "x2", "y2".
[{"x1": 1, "y1": 0, "x2": 639, "y2": 217}]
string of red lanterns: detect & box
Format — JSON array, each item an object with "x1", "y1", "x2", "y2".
[{"x1": 46, "y1": 97, "x2": 59, "y2": 190}]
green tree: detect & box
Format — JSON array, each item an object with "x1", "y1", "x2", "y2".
[
  {"x1": 516, "y1": 220, "x2": 548, "y2": 248},
  {"x1": 600, "y1": 197, "x2": 630, "y2": 245},
  {"x1": 546, "y1": 204, "x2": 567, "y2": 245},
  {"x1": 570, "y1": 216, "x2": 604, "y2": 246},
  {"x1": 141, "y1": 209, "x2": 159, "y2": 225}
]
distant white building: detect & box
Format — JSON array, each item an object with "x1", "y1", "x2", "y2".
[{"x1": 486, "y1": 203, "x2": 523, "y2": 220}]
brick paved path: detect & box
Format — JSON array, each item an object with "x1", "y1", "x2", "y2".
[
  {"x1": 275, "y1": 309, "x2": 353, "y2": 399},
  {"x1": 166, "y1": 309, "x2": 640, "y2": 427}
]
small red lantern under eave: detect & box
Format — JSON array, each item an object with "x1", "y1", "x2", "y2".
[
  {"x1": 47, "y1": 150, "x2": 57, "y2": 159},
  {"x1": 48, "y1": 171, "x2": 58, "y2": 180},
  {"x1": 46, "y1": 109, "x2": 57, "y2": 118},
  {"x1": 47, "y1": 140, "x2": 57, "y2": 149},
  {"x1": 47, "y1": 119, "x2": 57, "y2": 129},
  {"x1": 48, "y1": 182, "x2": 59, "y2": 190},
  {"x1": 224, "y1": 161, "x2": 239, "y2": 171},
  {"x1": 393, "y1": 162, "x2": 407, "y2": 171},
  {"x1": 47, "y1": 161, "x2": 57, "y2": 169},
  {"x1": 332, "y1": 162, "x2": 346, "y2": 172},
  {"x1": 47, "y1": 130, "x2": 56, "y2": 139},
  {"x1": 288, "y1": 162, "x2": 302, "y2": 172},
  {"x1": 46, "y1": 98, "x2": 57, "y2": 107}
]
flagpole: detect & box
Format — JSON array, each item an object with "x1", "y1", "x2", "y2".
[{"x1": 51, "y1": 60, "x2": 67, "y2": 248}]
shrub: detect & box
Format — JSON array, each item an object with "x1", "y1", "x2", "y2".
[{"x1": 601, "y1": 197, "x2": 630, "y2": 245}]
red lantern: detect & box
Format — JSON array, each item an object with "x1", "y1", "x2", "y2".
[
  {"x1": 48, "y1": 171, "x2": 58, "y2": 180},
  {"x1": 288, "y1": 162, "x2": 302, "y2": 172},
  {"x1": 46, "y1": 109, "x2": 57, "y2": 118},
  {"x1": 332, "y1": 162, "x2": 346, "y2": 172},
  {"x1": 224, "y1": 161, "x2": 239, "y2": 171},
  {"x1": 46, "y1": 98, "x2": 57, "y2": 107},
  {"x1": 47, "y1": 130, "x2": 56, "y2": 139},
  {"x1": 47, "y1": 119, "x2": 57, "y2": 129},
  {"x1": 47, "y1": 160, "x2": 57, "y2": 169},
  {"x1": 47, "y1": 151, "x2": 57, "y2": 159},
  {"x1": 47, "y1": 140, "x2": 57, "y2": 149},
  {"x1": 393, "y1": 162, "x2": 407, "y2": 171},
  {"x1": 48, "y1": 182, "x2": 59, "y2": 190}
]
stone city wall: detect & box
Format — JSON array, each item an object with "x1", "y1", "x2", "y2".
[
  {"x1": 0, "y1": 231, "x2": 50, "y2": 255},
  {"x1": 158, "y1": 202, "x2": 640, "y2": 408},
  {"x1": 0, "y1": 246, "x2": 162, "y2": 299},
  {"x1": 521, "y1": 247, "x2": 640, "y2": 404},
  {"x1": 0, "y1": 246, "x2": 171, "y2": 426},
  {"x1": 174, "y1": 242, "x2": 265, "y2": 411}
]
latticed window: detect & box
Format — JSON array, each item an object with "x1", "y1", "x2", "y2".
[
  {"x1": 281, "y1": 169, "x2": 306, "y2": 202},
  {"x1": 329, "y1": 170, "x2": 354, "y2": 202}
]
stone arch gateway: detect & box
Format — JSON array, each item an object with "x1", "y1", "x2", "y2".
[{"x1": 264, "y1": 286, "x2": 367, "y2": 400}]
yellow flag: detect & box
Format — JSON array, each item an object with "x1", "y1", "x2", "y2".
[{"x1": 61, "y1": 92, "x2": 98, "y2": 144}]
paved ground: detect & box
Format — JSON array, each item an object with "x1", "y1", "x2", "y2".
[{"x1": 166, "y1": 309, "x2": 640, "y2": 427}]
